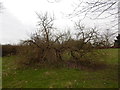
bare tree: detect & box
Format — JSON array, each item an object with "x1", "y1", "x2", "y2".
[
  {"x1": 100, "y1": 29, "x2": 117, "y2": 47},
  {"x1": 36, "y1": 12, "x2": 55, "y2": 45},
  {"x1": 22, "y1": 12, "x2": 67, "y2": 65},
  {"x1": 68, "y1": 0, "x2": 119, "y2": 29},
  {"x1": 69, "y1": 0, "x2": 119, "y2": 19},
  {"x1": 75, "y1": 20, "x2": 99, "y2": 44},
  {"x1": 19, "y1": 12, "x2": 107, "y2": 69}
]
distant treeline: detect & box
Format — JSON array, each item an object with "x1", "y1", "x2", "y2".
[
  {"x1": 2, "y1": 44, "x2": 20, "y2": 57},
  {"x1": 1, "y1": 43, "x2": 119, "y2": 57}
]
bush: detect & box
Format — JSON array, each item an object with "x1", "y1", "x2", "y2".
[
  {"x1": 2, "y1": 45, "x2": 19, "y2": 57},
  {"x1": 16, "y1": 39, "x2": 107, "y2": 70},
  {"x1": 16, "y1": 43, "x2": 64, "y2": 68}
]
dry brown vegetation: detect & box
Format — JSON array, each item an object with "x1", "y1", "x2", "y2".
[{"x1": 13, "y1": 12, "x2": 110, "y2": 70}]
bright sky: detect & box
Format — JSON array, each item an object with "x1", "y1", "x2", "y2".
[
  {"x1": 0, "y1": 0, "x2": 118, "y2": 44},
  {"x1": 0, "y1": 0, "x2": 75, "y2": 44}
]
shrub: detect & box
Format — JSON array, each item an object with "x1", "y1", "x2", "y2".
[
  {"x1": 2, "y1": 45, "x2": 19, "y2": 57},
  {"x1": 17, "y1": 43, "x2": 64, "y2": 68}
]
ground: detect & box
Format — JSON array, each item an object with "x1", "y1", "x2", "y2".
[{"x1": 2, "y1": 49, "x2": 119, "y2": 88}]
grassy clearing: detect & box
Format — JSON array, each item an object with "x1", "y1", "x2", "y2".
[
  {"x1": 2, "y1": 49, "x2": 118, "y2": 88},
  {"x1": 102, "y1": 49, "x2": 118, "y2": 65}
]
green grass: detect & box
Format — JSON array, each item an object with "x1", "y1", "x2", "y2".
[
  {"x1": 2, "y1": 49, "x2": 119, "y2": 88},
  {"x1": 0, "y1": 57, "x2": 2, "y2": 89}
]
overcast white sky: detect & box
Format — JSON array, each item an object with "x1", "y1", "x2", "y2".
[{"x1": 0, "y1": 0, "x2": 118, "y2": 44}]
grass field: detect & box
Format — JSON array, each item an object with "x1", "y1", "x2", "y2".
[
  {"x1": 0, "y1": 57, "x2": 2, "y2": 89},
  {"x1": 2, "y1": 49, "x2": 119, "y2": 88}
]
